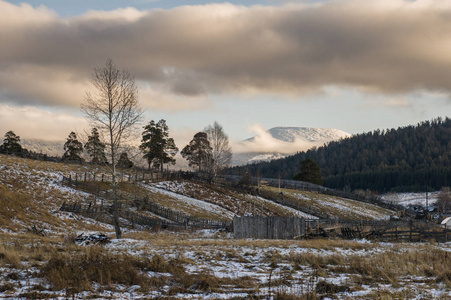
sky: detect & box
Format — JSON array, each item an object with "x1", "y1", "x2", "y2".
[{"x1": 1, "y1": 0, "x2": 451, "y2": 153}]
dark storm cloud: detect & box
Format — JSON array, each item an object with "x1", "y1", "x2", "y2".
[{"x1": 1, "y1": 0, "x2": 451, "y2": 108}]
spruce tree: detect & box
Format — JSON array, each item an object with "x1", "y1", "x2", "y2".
[
  {"x1": 62, "y1": 132, "x2": 83, "y2": 162},
  {"x1": 85, "y1": 128, "x2": 107, "y2": 164},
  {"x1": 293, "y1": 158, "x2": 323, "y2": 185},
  {"x1": 116, "y1": 152, "x2": 134, "y2": 169},
  {"x1": 140, "y1": 119, "x2": 178, "y2": 171}
]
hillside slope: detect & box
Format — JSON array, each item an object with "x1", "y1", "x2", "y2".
[
  {"x1": 0, "y1": 155, "x2": 393, "y2": 235},
  {"x1": 0, "y1": 155, "x2": 109, "y2": 233}
]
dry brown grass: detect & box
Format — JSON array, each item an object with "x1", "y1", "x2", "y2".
[
  {"x1": 41, "y1": 246, "x2": 152, "y2": 294},
  {"x1": 0, "y1": 155, "x2": 120, "y2": 233},
  {"x1": 262, "y1": 186, "x2": 393, "y2": 220},
  {"x1": 154, "y1": 180, "x2": 313, "y2": 218}
]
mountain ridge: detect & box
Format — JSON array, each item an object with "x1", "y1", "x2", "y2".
[
  {"x1": 244, "y1": 126, "x2": 351, "y2": 143},
  {"x1": 233, "y1": 126, "x2": 351, "y2": 165}
]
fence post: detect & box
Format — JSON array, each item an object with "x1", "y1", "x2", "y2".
[
  {"x1": 102, "y1": 174, "x2": 104, "y2": 182},
  {"x1": 84, "y1": 172, "x2": 87, "y2": 182},
  {"x1": 409, "y1": 220, "x2": 412, "y2": 242},
  {"x1": 446, "y1": 223, "x2": 448, "y2": 243}
]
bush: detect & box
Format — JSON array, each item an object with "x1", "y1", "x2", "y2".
[{"x1": 40, "y1": 247, "x2": 149, "y2": 294}]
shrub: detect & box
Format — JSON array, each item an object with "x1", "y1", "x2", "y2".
[{"x1": 40, "y1": 247, "x2": 150, "y2": 294}]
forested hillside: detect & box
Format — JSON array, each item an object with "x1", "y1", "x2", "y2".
[{"x1": 228, "y1": 118, "x2": 451, "y2": 193}]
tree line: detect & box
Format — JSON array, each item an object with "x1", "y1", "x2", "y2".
[
  {"x1": 0, "y1": 59, "x2": 233, "y2": 239},
  {"x1": 0, "y1": 121, "x2": 233, "y2": 174},
  {"x1": 228, "y1": 117, "x2": 451, "y2": 193}
]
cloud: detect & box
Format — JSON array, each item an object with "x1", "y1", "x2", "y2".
[
  {"x1": 0, "y1": 104, "x2": 88, "y2": 141},
  {"x1": 232, "y1": 124, "x2": 331, "y2": 154},
  {"x1": 139, "y1": 83, "x2": 212, "y2": 111},
  {"x1": 1, "y1": 0, "x2": 451, "y2": 109},
  {"x1": 363, "y1": 96, "x2": 412, "y2": 109}
]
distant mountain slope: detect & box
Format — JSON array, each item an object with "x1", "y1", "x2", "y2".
[
  {"x1": 233, "y1": 126, "x2": 350, "y2": 165},
  {"x1": 245, "y1": 127, "x2": 350, "y2": 143},
  {"x1": 21, "y1": 139, "x2": 64, "y2": 157},
  {"x1": 229, "y1": 118, "x2": 451, "y2": 193}
]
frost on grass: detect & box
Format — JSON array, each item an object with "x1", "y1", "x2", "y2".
[{"x1": 1, "y1": 232, "x2": 450, "y2": 299}]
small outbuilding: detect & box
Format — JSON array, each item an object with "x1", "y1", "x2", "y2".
[{"x1": 441, "y1": 217, "x2": 451, "y2": 228}]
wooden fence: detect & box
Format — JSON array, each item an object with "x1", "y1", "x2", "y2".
[
  {"x1": 233, "y1": 217, "x2": 450, "y2": 241},
  {"x1": 61, "y1": 176, "x2": 232, "y2": 230},
  {"x1": 60, "y1": 201, "x2": 173, "y2": 229},
  {"x1": 64, "y1": 171, "x2": 168, "y2": 184},
  {"x1": 65, "y1": 171, "x2": 407, "y2": 216},
  {"x1": 216, "y1": 174, "x2": 406, "y2": 214},
  {"x1": 305, "y1": 219, "x2": 450, "y2": 242},
  {"x1": 233, "y1": 216, "x2": 305, "y2": 239},
  {"x1": 134, "y1": 197, "x2": 231, "y2": 229}
]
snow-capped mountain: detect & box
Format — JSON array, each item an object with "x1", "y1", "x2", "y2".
[
  {"x1": 233, "y1": 127, "x2": 351, "y2": 165},
  {"x1": 245, "y1": 127, "x2": 350, "y2": 143}
]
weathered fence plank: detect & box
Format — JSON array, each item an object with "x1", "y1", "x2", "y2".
[{"x1": 233, "y1": 216, "x2": 305, "y2": 240}]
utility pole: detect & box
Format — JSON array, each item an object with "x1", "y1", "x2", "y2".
[{"x1": 426, "y1": 165, "x2": 429, "y2": 212}]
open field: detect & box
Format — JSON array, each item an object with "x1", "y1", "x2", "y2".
[
  {"x1": 1, "y1": 230, "x2": 450, "y2": 299},
  {"x1": 1, "y1": 154, "x2": 450, "y2": 299}
]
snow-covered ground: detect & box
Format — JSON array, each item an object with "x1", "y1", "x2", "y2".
[
  {"x1": 1, "y1": 232, "x2": 450, "y2": 299},
  {"x1": 315, "y1": 196, "x2": 391, "y2": 220},
  {"x1": 143, "y1": 183, "x2": 236, "y2": 219},
  {"x1": 381, "y1": 192, "x2": 439, "y2": 208},
  {"x1": 288, "y1": 191, "x2": 393, "y2": 220},
  {"x1": 150, "y1": 181, "x2": 319, "y2": 219},
  {"x1": 1, "y1": 155, "x2": 450, "y2": 299}
]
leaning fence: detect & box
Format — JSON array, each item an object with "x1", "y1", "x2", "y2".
[{"x1": 232, "y1": 216, "x2": 450, "y2": 242}]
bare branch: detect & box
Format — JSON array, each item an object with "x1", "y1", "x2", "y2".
[{"x1": 81, "y1": 58, "x2": 143, "y2": 239}]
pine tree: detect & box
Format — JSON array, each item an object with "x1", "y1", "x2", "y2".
[
  {"x1": 0, "y1": 131, "x2": 23, "y2": 155},
  {"x1": 116, "y1": 152, "x2": 134, "y2": 169},
  {"x1": 84, "y1": 128, "x2": 107, "y2": 164},
  {"x1": 140, "y1": 119, "x2": 178, "y2": 171},
  {"x1": 62, "y1": 132, "x2": 83, "y2": 162},
  {"x1": 293, "y1": 158, "x2": 323, "y2": 185},
  {"x1": 181, "y1": 132, "x2": 213, "y2": 172}
]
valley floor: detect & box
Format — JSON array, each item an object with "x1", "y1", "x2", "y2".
[
  {"x1": 1, "y1": 229, "x2": 450, "y2": 299},
  {"x1": 0, "y1": 154, "x2": 449, "y2": 299}
]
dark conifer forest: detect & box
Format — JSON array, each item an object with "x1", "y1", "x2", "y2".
[{"x1": 228, "y1": 118, "x2": 451, "y2": 193}]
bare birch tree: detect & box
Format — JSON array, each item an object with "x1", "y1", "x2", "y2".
[
  {"x1": 81, "y1": 58, "x2": 142, "y2": 239},
  {"x1": 204, "y1": 121, "x2": 232, "y2": 176}
]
